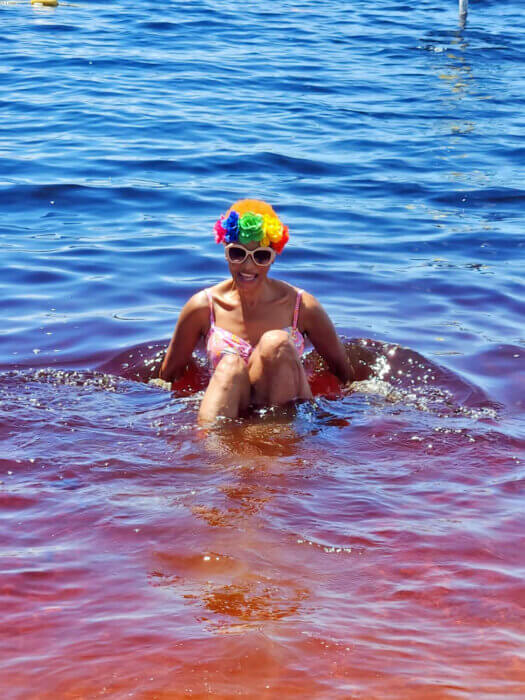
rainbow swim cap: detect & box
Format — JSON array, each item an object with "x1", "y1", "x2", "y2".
[{"x1": 214, "y1": 199, "x2": 289, "y2": 254}]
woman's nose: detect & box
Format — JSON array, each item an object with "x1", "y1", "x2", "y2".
[{"x1": 241, "y1": 255, "x2": 257, "y2": 271}]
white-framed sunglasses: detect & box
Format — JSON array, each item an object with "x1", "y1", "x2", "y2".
[{"x1": 225, "y1": 243, "x2": 276, "y2": 267}]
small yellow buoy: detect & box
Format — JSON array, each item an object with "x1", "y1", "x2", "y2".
[{"x1": 31, "y1": 0, "x2": 59, "y2": 6}]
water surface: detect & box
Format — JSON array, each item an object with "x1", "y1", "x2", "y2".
[{"x1": 1, "y1": 0, "x2": 524, "y2": 697}]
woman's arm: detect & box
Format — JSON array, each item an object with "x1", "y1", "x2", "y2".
[
  {"x1": 159, "y1": 291, "x2": 209, "y2": 382},
  {"x1": 300, "y1": 291, "x2": 355, "y2": 384}
]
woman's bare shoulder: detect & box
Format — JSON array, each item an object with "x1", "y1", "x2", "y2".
[
  {"x1": 184, "y1": 288, "x2": 209, "y2": 311},
  {"x1": 207, "y1": 279, "x2": 230, "y2": 294},
  {"x1": 205, "y1": 279, "x2": 234, "y2": 305},
  {"x1": 178, "y1": 288, "x2": 212, "y2": 329},
  {"x1": 273, "y1": 281, "x2": 322, "y2": 312},
  {"x1": 298, "y1": 288, "x2": 320, "y2": 308},
  {"x1": 271, "y1": 278, "x2": 303, "y2": 302}
]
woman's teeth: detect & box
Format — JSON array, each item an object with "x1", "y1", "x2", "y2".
[{"x1": 239, "y1": 272, "x2": 257, "y2": 281}]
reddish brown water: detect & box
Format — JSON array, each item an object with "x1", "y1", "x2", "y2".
[
  {"x1": 2, "y1": 1, "x2": 525, "y2": 695},
  {"x1": 2, "y1": 342, "x2": 524, "y2": 698}
]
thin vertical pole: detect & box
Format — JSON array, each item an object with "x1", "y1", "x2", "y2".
[{"x1": 459, "y1": 0, "x2": 468, "y2": 26}]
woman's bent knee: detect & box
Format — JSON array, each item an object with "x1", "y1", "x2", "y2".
[
  {"x1": 213, "y1": 353, "x2": 249, "y2": 387},
  {"x1": 256, "y1": 330, "x2": 295, "y2": 362},
  {"x1": 199, "y1": 354, "x2": 250, "y2": 421}
]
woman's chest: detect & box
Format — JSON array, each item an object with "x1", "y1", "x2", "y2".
[{"x1": 213, "y1": 302, "x2": 294, "y2": 343}]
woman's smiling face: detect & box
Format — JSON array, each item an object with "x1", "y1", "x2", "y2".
[{"x1": 225, "y1": 241, "x2": 274, "y2": 289}]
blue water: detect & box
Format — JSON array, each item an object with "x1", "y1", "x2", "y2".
[
  {"x1": 2, "y1": 0, "x2": 523, "y2": 374},
  {"x1": 1, "y1": 1, "x2": 524, "y2": 697}
]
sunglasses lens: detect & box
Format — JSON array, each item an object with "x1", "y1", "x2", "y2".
[
  {"x1": 253, "y1": 249, "x2": 273, "y2": 265},
  {"x1": 228, "y1": 246, "x2": 247, "y2": 263}
]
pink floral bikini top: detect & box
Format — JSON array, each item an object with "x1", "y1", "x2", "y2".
[{"x1": 205, "y1": 288, "x2": 305, "y2": 370}]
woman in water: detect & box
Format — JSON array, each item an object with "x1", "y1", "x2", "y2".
[{"x1": 160, "y1": 199, "x2": 355, "y2": 422}]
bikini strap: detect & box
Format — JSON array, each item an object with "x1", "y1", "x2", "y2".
[
  {"x1": 292, "y1": 289, "x2": 303, "y2": 330},
  {"x1": 205, "y1": 288, "x2": 215, "y2": 327}
]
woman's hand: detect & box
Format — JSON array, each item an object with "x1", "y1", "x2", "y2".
[
  {"x1": 342, "y1": 379, "x2": 357, "y2": 394},
  {"x1": 148, "y1": 378, "x2": 172, "y2": 391}
]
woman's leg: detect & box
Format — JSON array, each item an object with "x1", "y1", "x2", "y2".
[
  {"x1": 198, "y1": 354, "x2": 251, "y2": 423},
  {"x1": 248, "y1": 330, "x2": 313, "y2": 406}
]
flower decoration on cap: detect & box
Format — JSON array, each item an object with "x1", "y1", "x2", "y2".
[
  {"x1": 238, "y1": 212, "x2": 264, "y2": 244},
  {"x1": 214, "y1": 204, "x2": 289, "y2": 253},
  {"x1": 214, "y1": 219, "x2": 226, "y2": 244},
  {"x1": 222, "y1": 210, "x2": 240, "y2": 244},
  {"x1": 272, "y1": 224, "x2": 289, "y2": 254},
  {"x1": 263, "y1": 214, "x2": 283, "y2": 245}
]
